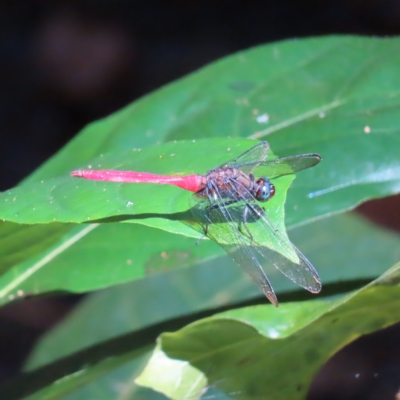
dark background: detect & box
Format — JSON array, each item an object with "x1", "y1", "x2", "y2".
[{"x1": 1, "y1": 1, "x2": 400, "y2": 399}]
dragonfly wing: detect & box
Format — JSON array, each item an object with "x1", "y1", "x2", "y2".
[
  {"x1": 253, "y1": 227, "x2": 322, "y2": 294},
  {"x1": 219, "y1": 176, "x2": 322, "y2": 293},
  {"x1": 215, "y1": 141, "x2": 270, "y2": 175},
  {"x1": 188, "y1": 167, "x2": 321, "y2": 305},
  {"x1": 236, "y1": 200, "x2": 322, "y2": 293},
  {"x1": 189, "y1": 188, "x2": 279, "y2": 306},
  {"x1": 219, "y1": 241, "x2": 279, "y2": 306},
  {"x1": 255, "y1": 153, "x2": 321, "y2": 179}
]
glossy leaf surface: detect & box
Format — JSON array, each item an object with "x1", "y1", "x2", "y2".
[
  {"x1": 1, "y1": 36, "x2": 400, "y2": 303},
  {"x1": 6, "y1": 258, "x2": 400, "y2": 400},
  {"x1": 7, "y1": 213, "x2": 398, "y2": 399},
  {"x1": 137, "y1": 263, "x2": 400, "y2": 400},
  {"x1": 17, "y1": 36, "x2": 400, "y2": 229}
]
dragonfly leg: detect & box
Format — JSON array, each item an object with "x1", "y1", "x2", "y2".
[
  {"x1": 195, "y1": 215, "x2": 210, "y2": 246},
  {"x1": 195, "y1": 231, "x2": 206, "y2": 246},
  {"x1": 239, "y1": 205, "x2": 254, "y2": 242},
  {"x1": 238, "y1": 203, "x2": 265, "y2": 242},
  {"x1": 196, "y1": 202, "x2": 214, "y2": 245}
]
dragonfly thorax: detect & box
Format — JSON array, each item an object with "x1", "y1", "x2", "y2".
[{"x1": 197, "y1": 167, "x2": 275, "y2": 204}]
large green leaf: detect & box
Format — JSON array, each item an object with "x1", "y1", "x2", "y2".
[
  {"x1": 0, "y1": 139, "x2": 291, "y2": 232},
  {"x1": 4, "y1": 37, "x2": 400, "y2": 228},
  {"x1": 22, "y1": 36, "x2": 400, "y2": 191},
  {"x1": 0, "y1": 37, "x2": 400, "y2": 304},
  {"x1": 136, "y1": 262, "x2": 400, "y2": 400},
  {"x1": 5, "y1": 259, "x2": 400, "y2": 400},
  {"x1": 1, "y1": 36, "x2": 400, "y2": 303},
  {"x1": 26, "y1": 212, "x2": 400, "y2": 368},
  {"x1": 0, "y1": 139, "x2": 296, "y2": 305},
  {"x1": 22, "y1": 36, "x2": 400, "y2": 230},
  {"x1": 0, "y1": 222, "x2": 72, "y2": 276},
  {"x1": 8, "y1": 213, "x2": 398, "y2": 399},
  {"x1": 1, "y1": 36, "x2": 399, "y2": 305},
  {"x1": 0, "y1": 222, "x2": 222, "y2": 306}
]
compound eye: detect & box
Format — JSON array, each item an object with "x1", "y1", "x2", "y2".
[
  {"x1": 255, "y1": 178, "x2": 275, "y2": 202},
  {"x1": 269, "y1": 183, "x2": 275, "y2": 198}
]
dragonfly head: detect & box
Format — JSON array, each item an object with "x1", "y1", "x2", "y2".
[{"x1": 254, "y1": 177, "x2": 275, "y2": 202}]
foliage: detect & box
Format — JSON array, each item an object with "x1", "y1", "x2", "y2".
[{"x1": 0, "y1": 35, "x2": 400, "y2": 399}]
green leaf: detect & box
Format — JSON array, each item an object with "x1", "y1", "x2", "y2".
[
  {"x1": 136, "y1": 262, "x2": 400, "y2": 400},
  {"x1": 0, "y1": 139, "x2": 290, "y2": 232},
  {"x1": 4, "y1": 36, "x2": 400, "y2": 230},
  {"x1": 18, "y1": 36, "x2": 400, "y2": 228},
  {"x1": 1, "y1": 138, "x2": 303, "y2": 265},
  {"x1": 0, "y1": 222, "x2": 72, "y2": 275},
  {"x1": 26, "y1": 212, "x2": 400, "y2": 367},
  {"x1": 2, "y1": 36, "x2": 400, "y2": 304},
  {"x1": 0, "y1": 138, "x2": 296, "y2": 304},
  {"x1": 137, "y1": 351, "x2": 206, "y2": 400},
  {"x1": 55, "y1": 358, "x2": 168, "y2": 400},
  {"x1": 9, "y1": 213, "x2": 397, "y2": 400},
  {"x1": 0, "y1": 221, "x2": 221, "y2": 306}
]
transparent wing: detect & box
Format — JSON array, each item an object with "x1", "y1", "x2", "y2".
[
  {"x1": 228, "y1": 177, "x2": 322, "y2": 294},
  {"x1": 230, "y1": 199, "x2": 321, "y2": 295},
  {"x1": 189, "y1": 177, "x2": 321, "y2": 305},
  {"x1": 189, "y1": 182, "x2": 279, "y2": 306},
  {"x1": 251, "y1": 215, "x2": 322, "y2": 294},
  {"x1": 216, "y1": 141, "x2": 270, "y2": 175},
  {"x1": 254, "y1": 153, "x2": 321, "y2": 179}
]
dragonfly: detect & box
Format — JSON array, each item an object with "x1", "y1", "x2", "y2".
[{"x1": 71, "y1": 141, "x2": 322, "y2": 306}]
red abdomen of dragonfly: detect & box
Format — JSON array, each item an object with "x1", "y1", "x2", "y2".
[{"x1": 71, "y1": 169, "x2": 205, "y2": 193}]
